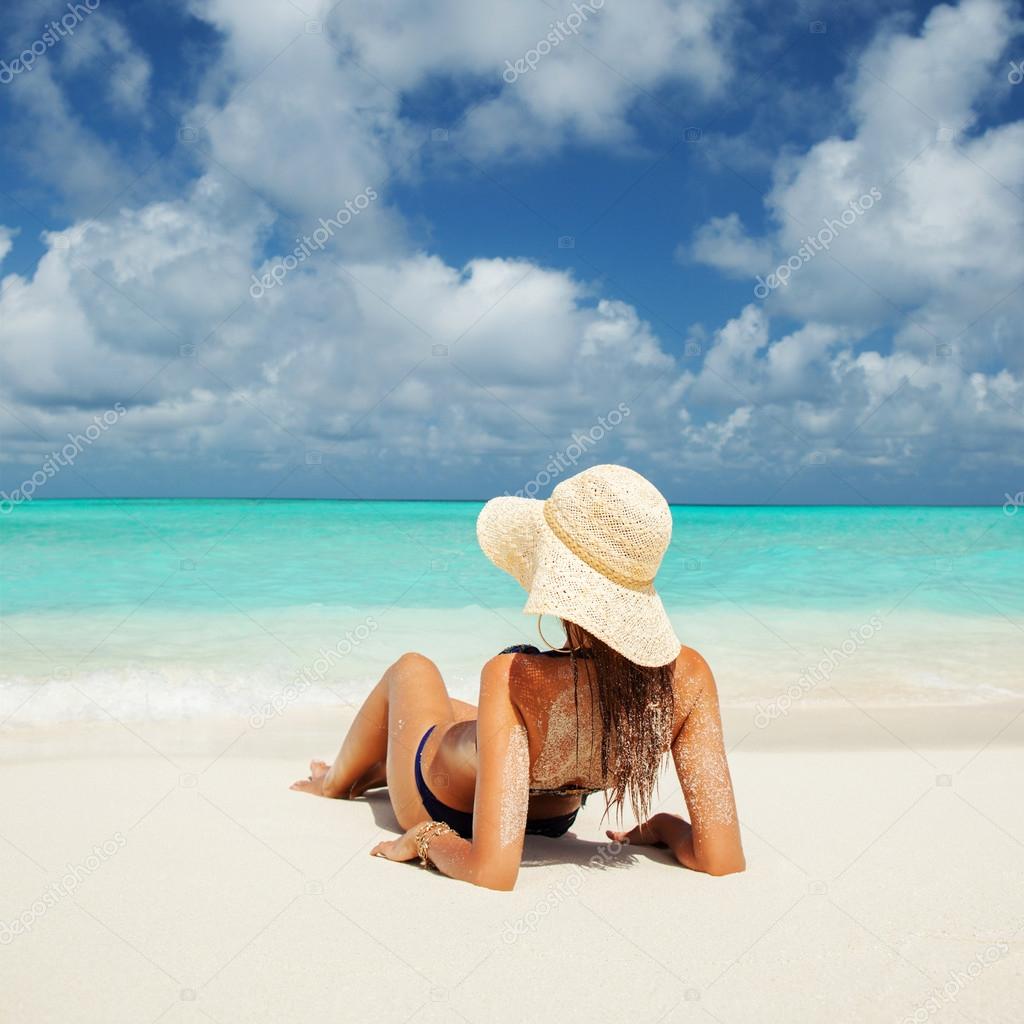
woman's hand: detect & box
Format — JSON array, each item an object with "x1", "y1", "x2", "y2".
[
  {"x1": 610, "y1": 813, "x2": 742, "y2": 875},
  {"x1": 370, "y1": 826, "x2": 420, "y2": 863},
  {"x1": 607, "y1": 813, "x2": 691, "y2": 848}
]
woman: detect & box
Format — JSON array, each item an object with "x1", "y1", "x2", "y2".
[{"x1": 292, "y1": 464, "x2": 745, "y2": 890}]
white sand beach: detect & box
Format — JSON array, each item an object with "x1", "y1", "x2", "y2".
[{"x1": 2, "y1": 703, "x2": 1022, "y2": 1023}]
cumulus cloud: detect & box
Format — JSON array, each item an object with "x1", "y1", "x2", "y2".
[
  {"x1": 0, "y1": 0, "x2": 733, "y2": 490},
  {"x1": 183, "y1": 1, "x2": 414, "y2": 231},
  {"x1": 451, "y1": 0, "x2": 734, "y2": 160},
  {"x1": 0, "y1": 226, "x2": 17, "y2": 265},
  {"x1": 1, "y1": 60, "x2": 140, "y2": 216},
  {"x1": 179, "y1": 0, "x2": 735, "y2": 223},
  {"x1": 306, "y1": 0, "x2": 733, "y2": 159},
  {"x1": 687, "y1": 213, "x2": 773, "y2": 276},
  {"x1": 701, "y1": 1, "x2": 1023, "y2": 330},
  {"x1": 60, "y1": 13, "x2": 152, "y2": 114},
  {"x1": 678, "y1": 303, "x2": 1021, "y2": 473},
  {"x1": 0, "y1": 187, "x2": 680, "y2": 482},
  {"x1": 1, "y1": 0, "x2": 1021, "y2": 504},
  {"x1": 684, "y1": 0, "x2": 1024, "y2": 479}
]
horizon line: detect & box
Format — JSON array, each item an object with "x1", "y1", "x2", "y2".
[{"x1": 5, "y1": 496, "x2": 1004, "y2": 509}]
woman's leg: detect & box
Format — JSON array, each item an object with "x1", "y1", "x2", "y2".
[
  {"x1": 320, "y1": 673, "x2": 391, "y2": 798},
  {"x1": 292, "y1": 653, "x2": 468, "y2": 826},
  {"x1": 382, "y1": 652, "x2": 467, "y2": 830}
]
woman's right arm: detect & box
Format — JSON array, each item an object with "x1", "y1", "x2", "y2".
[{"x1": 609, "y1": 651, "x2": 745, "y2": 876}]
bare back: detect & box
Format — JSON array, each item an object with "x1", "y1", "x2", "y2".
[
  {"x1": 430, "y1": 645, "x2": 718, "y2": 820},
  {"x1": 508, "y1": 651, "x2": 608, "y2": 793}
]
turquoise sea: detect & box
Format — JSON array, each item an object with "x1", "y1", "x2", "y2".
[{"x1": 1, "y1": 500, "x2": 1022, "y2": 722}]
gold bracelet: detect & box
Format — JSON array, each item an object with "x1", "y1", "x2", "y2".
[
  {"x1": 414, "y1": 821, "x2": 452, "y2": 867},
  {"x1": 413, "y1": 821, "x2": 454, "y2": 868}
]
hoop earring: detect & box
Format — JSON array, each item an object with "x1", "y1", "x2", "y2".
[
  {"x1": 537, "y1": 615, "x2": 582, "y2": 653},
  {"x1": 536, "y1": 614, "x2": 559, "y2": 651}
]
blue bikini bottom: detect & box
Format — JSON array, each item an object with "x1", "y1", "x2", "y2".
[{"x1": 413, "y1": 725, "x2": 580, "y2": 840}]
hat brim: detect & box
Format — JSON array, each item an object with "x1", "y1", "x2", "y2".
[{"x1": 476, "y1": 496, "x2": 680, "y2": 668}]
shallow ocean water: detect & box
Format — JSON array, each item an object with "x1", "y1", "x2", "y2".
[{"x1": 1, "y1": 500, "x2": 1021, "y2": 722}]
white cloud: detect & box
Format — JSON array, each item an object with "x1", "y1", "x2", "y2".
[
  {"x1": 687, "y1": 213, "x2": 772, "y2": 276},
  {"x1": 0, "y1": 187, "x2": 681, "y2": 476},
  {"x1": 454, "y1": 0, "x2": 734, "y2": 160},
  {"x1": 675, "y1": 299, "x2": 1024, "y2": 479},
  {"x1": 183, "y1": 0, "x2": 736, "y2": 219},
  {"x1": 694, "y1": 0, "x2": 1024, "y2": 342},
  {"x1": 185, "y1": 3, "x2": 413, "y2": 230},
  {"x1": 0, "y1": 172, "x2": 268, "y2": 408},
  {"x1": 1, "y1": 0, "x2": 1021, "y2": 502},
  {"x1": 60, "y1": 14, "x2": 152, "y2": 114},
  {"x1": 2, "y1": 61, "x2": 139, "y2": 215},
  {"x1": 680, "y1": 0, "x2": 1024, "y2": 478},
  {"x1": 3, "y1": 0, "x2": 734, "y2": 486},
  {"x1": 0, "y1": 226, "x2": 17, "y2": 265}
]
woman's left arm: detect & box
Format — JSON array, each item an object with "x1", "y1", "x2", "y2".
[{"x1": 371, "y1": 656, "x2": 529, "y2": 890}]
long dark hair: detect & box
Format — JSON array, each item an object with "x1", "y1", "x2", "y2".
[{"x1": 562, "y1": 619, "x2": 676, "y2": 825}]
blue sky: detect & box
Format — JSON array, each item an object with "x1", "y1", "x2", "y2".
[{"x1": 0, "y1": 0, "x2": 1022, "y2": 504}]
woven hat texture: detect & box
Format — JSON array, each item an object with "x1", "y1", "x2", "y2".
[{"x1": 477, "y1": 464, "x2": 680, "y2": 667}]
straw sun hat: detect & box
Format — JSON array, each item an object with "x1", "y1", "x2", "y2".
[{"x1": 477, "y1": 464, "x2": 681, "y2": 668}]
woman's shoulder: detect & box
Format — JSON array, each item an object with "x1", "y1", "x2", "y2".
[
  {"x1": 674, "y1": 644, "x2": 712, "y2": 677},
  {"x1": 486, "y1": 646, "x2": 570, "y2": 715},
  {"x1": 670, "y1": 645, "x2": 716, "y2": 707}
]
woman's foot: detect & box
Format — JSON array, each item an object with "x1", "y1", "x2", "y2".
[
  {"x1": 290, "y1": 759, "x2": 331, "y2": 796},
  {"x1": 289, "y1": 759, "x2": 387, "y2": 798}
]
